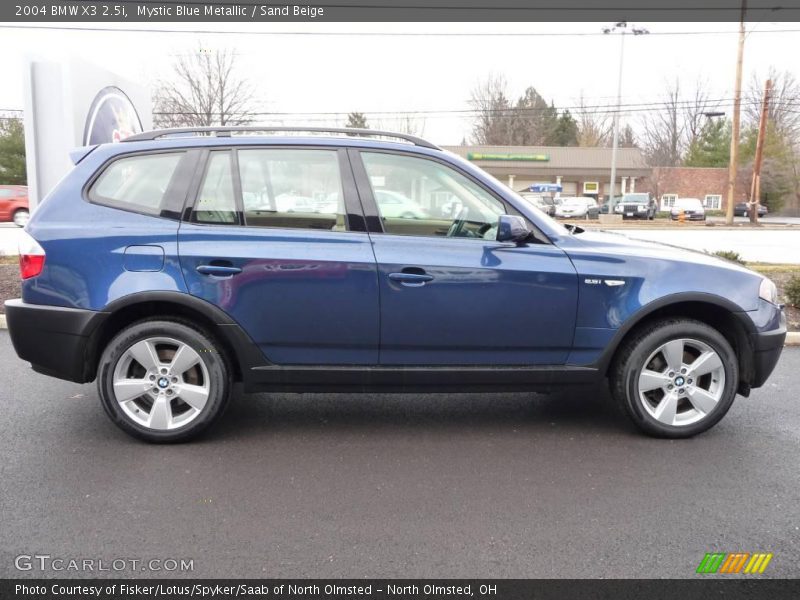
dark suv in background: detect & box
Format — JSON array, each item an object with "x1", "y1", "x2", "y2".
[{"x1": 5, "y1": 127, "x2": 786, "y2": 443}]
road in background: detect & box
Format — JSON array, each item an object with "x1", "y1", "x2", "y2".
[
  {"x1": 1, "y1": 332, "x2": 798, "y2": 579},
  {"x1": 613, "y1": 227, "x2": 800, "y2": 263}
]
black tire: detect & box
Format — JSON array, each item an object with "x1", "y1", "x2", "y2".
[
  {"x1": 97, "y1": 319, "x2": 232, "y2": 443},
  {"x1": 610, "y1": 318, "x2": 739, "y2": 438}
]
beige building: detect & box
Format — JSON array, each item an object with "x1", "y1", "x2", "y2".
[{"x1": 444, "y1": 145, "x2": 651, "y2": 200}]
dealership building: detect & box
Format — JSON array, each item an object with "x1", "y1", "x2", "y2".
[
  {"x1": 443, "y1": 145, "x2": 796, "y2": 214},
  {"x1": 443, "y1": 145, "x2": 651, "y2": 201}
]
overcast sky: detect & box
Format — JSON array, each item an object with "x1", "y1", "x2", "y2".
[{"x1": 1, "y1": 21, "x2": 798, "y2": 144}]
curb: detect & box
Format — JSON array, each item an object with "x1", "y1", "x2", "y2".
[{"x1": 0, "y1": 313, "x2": 796, "y2": 344}]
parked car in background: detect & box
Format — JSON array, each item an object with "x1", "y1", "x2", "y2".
[
  {"x1": 520, "y1": 193, "x2": 556, "y2": 216},
  {"x1": 4, "y1": 126, "x2": 785, "y2": 443},
  {"x1": 375, "y1": 190, "x2": 429, "y2": 219},
  {"x1": 614, "y1": 193, "x2": 657, "y2": 220},
  {"x1": 734, "y1": 202, "x2": 768, "y2": 218},
  {"x1": 555, "y1": 197, "x2": 599, "y2": 219},
  {"x1": 670, "y1": 198, "x2": 706, "y2": 221},
  {"x1": 0, "y1": 185, "x2": 30, "y2": 227}
]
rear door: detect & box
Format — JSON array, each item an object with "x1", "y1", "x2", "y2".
[{"x1": 178, "y1": 146, "x2": 379, "y2": 365}]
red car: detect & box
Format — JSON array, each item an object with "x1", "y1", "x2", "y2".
[{"x1": 0, "y1": 185, "x2": 29, "y2": 227}]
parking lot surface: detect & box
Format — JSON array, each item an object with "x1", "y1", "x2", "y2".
[{"x1": 1, "y1": 332, "x2": 798, "y2": 578}]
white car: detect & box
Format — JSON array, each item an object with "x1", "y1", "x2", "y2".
[
  {"x1": 374, "y1": 190, "x2": 429, "y2": 219},
  {"x1": 670, "y1": 198, "x2": 706, "y2": 221},
  {"x1": 555, "y1": 197, "x2": 599, "y2": 219}
]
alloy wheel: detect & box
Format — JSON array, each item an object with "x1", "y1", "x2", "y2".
[
  {"x1": 637, "y1": 338, "x2": 726, "y2": 427},
  {"x1": 111, "y1": 337, "x2": 210, "y2": 430},
  {"x1": 13, "y1": 210, "x2": 30, "y2": 227}
]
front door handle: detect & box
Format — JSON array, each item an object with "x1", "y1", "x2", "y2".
[
  {"x1": 388, "y1": 272, "x2": 434, "y2": 287},
  {"x1": 196, "y1": 264, "x2": 242, "y2": 277}
]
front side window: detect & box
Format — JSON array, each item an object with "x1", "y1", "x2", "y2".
[
  {"x1": 238, "y1": 149, "x2": 346, "y2": 231},
  {"x1": 361, "y1": 152, "x2": 505, "y2": 239},
  {"x1": 89, "y1": 152, "x2": 183, "y2": 213}
]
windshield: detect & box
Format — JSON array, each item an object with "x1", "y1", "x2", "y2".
[
  {"x1": 622, "y1": 193, "x2": 649, "y2": 204},
  {"x1": 562, "y1": 198, "x2": 584, "y2": 206},
  {"x1": 676, "y1": 198, "x2": 702, "y2": 208}
]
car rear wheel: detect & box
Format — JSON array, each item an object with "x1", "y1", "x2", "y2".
[
  {"x1": 610, "y1": 318, "x2": 738, "y2": 438},
  {"x1": 97, "y1": 319, "x2": 231, "y2": 443},
  {"x1": 13, "y1": 209, "x2": 29, "y2": 227}
]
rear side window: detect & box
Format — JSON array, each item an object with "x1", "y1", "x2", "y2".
[
  {"x1": 89, "y1": 153, "x2": 183, "y2": 213},
  {"x1": 194, "y1": 151, "x2": 238, "y2": 224},
  {"x1": 238, "y1": 148, "x2": 346, "y2": 231}
]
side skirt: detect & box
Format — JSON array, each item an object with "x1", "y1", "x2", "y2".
[{"x1": 243, "y1": 364, "x2": 602, "y2": 393}]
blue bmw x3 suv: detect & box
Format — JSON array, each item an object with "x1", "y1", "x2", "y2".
[{"x1": 5, "y1": 127, "x2": 786, "y2": 442}]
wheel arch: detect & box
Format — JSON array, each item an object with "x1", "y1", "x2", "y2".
[
  {"x1": 598, "y1": 293, "x2": 756, "y2": 395},
  {"x1": 84, "y1": 292, "x2": 266, "y2": 383}
]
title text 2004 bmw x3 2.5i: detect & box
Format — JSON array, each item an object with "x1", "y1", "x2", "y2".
[{"x1": 5, "y1": 127, "x2": 786, "y2": 442}]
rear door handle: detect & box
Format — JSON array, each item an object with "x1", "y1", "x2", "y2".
[
  {"x1": 196, "y1": 264, "x2": 242, "y2": 277},
  {"x1": 388, "y1": 272, "x2": 434, "y2": 287}
]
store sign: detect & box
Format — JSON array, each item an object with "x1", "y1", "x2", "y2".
[
  {"x1": 583, "y1": 182, "x2": 599, "y2": 194},
  {"x1": 83, "y1": 86, "x2": 143, "y2": 145},
  {"x1": 467, "y1": 152, "x2": 549, "y2": 162},
  {"x1": 528, "y1": 183, "x2": 562, "y2": 193}
]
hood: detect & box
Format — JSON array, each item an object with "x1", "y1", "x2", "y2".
[{"x1": 561, "y1": 228, "x2": 757, "y2": 276}]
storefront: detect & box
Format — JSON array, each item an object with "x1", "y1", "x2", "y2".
[{"x1": 443, "y1": 145, "x2": 651, "y2": 202}]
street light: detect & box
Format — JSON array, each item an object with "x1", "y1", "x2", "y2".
[{"x1": 603, "y1": 22, "x2": 649, "y2": 214}]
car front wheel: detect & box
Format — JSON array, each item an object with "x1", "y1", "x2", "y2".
[
  {"x1": 97, "y1": 319, "x2": 232, "y2": 442},
  {"x1": 610, "y1": 318, "x2": 739, "y2": 438}
]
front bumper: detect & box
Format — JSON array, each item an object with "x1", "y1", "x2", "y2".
[
  {"x1": 740, "y1": 302, "x2": 787, "y2": 389},
  {"x1": 4, "y1": 299, "x2": 106, "y2": 383},
  {"x1": 749, "y1": 324, "x2": 786, "y2": 388}
]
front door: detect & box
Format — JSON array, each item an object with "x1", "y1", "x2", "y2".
[
  {"x1": 178, "y1": 147, "x2": 379, "y2": 365},
  {"x1": 353, "y1": 150, "x2": 579, "y2": 365}
]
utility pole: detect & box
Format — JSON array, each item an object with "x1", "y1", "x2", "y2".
[
  {"x1": 603, "y1": 22, "x2": 649, "y2": 215},
  {"x1": 749, "y1": 78, "x2": 772, "y2": 224},
  {"x1": 725, "y1": 0, "x2": 746, "y2": 225}
]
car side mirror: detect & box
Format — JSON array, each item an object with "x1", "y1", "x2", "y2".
[{"x1": 496, "y1": 215, "x2": 532, "y2": 244}]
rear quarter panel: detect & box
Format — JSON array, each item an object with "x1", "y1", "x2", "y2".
[{"x1": 22, "y1": 147, "x2": 186, "y2": 310}]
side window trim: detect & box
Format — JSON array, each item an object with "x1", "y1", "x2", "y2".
[{"x1": 349, "y1": 148, "x2": 548, "y2": 243}]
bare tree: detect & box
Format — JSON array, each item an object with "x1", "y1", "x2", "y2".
[
  {"x1": 683, "y1": 78, "x2": 720, "y2": 150},
  {"x1": 153, "y1": 47, "x2": 257, "y2": 128},
  {"x1": 576, "y1": 93, "x2": 612, "y2": 147},
  {"x1": 745, "y1": 68, "x2": 800, "y2": 147},
  {"x1": 468, "y1": 73, "x2": 514, "y2": 145},
  {"x1": 640, "y1": 80, "x2": 684, "y2": 167},
  {"x1": 394, "y1": 114, "x2": 426, "y2": 137}
]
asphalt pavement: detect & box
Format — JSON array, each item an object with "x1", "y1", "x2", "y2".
[{"x1": 1, "y1": 331, "x2": 798, "y2": 579}]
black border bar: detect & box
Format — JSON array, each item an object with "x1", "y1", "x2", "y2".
[{"x1": 3, "y1": 0, "x2": 800, "y2": 22}]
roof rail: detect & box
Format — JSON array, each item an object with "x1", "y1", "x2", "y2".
[{"x1": 122, "y1": 126, "x2": 440, "y2": 150}]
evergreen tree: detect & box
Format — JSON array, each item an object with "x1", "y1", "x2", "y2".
[{"x1": 0, "y1": 118, "x2": 26, "y2": 185}]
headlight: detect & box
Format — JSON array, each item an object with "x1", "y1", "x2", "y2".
[
  {"x1": 614, "y1": 205, "x2": 623, "y2": 213},
  {"x1": 759, "y1": 277, "x2": 778, "y2": 305},
  {"x1": 637, "y1": 205, "x2": 646, "y2": 211}
]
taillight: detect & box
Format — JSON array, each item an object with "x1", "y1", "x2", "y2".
[{"x1": 18, "y1": 231, "x2": 45, "y2": 280}]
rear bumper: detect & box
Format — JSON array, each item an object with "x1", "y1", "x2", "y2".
[{"x1": 4, "y1": 299, "x2": 106, "y2": 383}]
